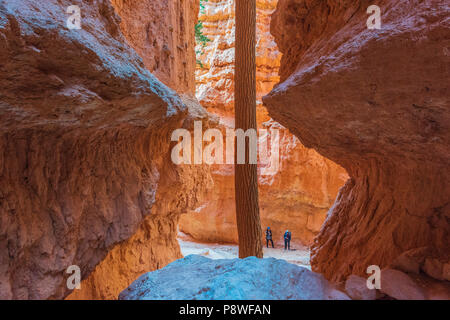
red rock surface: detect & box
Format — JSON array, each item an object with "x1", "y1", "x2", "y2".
[
  {"x1": 0, "y1": 0, "x2": 206, "y2": 299},
  {"x1": 179, "y1": 0, "x2": 348, "y2": 246},
  {"x1": 263, "y1": 0, "x2": 450, "y2": 281}
]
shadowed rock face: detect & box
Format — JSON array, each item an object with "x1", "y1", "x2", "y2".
[
  {"x1": 263, "y1": 0, "x2": 450, "y2": 282},
  {"x1": 0, "y1": 0, "x2": 206, "y2": 299}
]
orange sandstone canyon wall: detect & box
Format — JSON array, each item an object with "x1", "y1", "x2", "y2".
[
  {"x1": 66, "y1": 0, "x2": 209, "y2": 300},
  {"x1": 263, "y1": 0, "x2": 450, "y2": 282},
  {"x1": 110, "y1": 0, "x2": 199, "y2": 94},
  {"x1": 66, "y1": 98, "x2": 213, "y2": 300},
  {"x1": 178, "y1": 0, "x2": 348, "y2": 246},
  {"x1": 0, "y1": 0, "x2": 208, "y2": 299}
]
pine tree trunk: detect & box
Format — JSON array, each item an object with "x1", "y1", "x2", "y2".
[{"x1": 234, "y1": 0, "x2": 263, "y2": 258}]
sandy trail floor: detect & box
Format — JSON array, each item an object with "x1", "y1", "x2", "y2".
[{"x1": 178, "y1": 232, "x2": 311, "y2": 269}]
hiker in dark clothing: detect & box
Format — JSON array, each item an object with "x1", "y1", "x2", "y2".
[
  {"x1": 265, "y1": 227, "x2": 274, "y2": 248},
  {"x1": 284, "y1": 230, "x2": 291, "y2": 250}
]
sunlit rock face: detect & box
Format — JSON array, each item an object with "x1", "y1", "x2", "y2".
[
  {"x1": 195, "y1": 0, "x2": 281, "y2": 117},
  {"x1": 263, "y1": 0, "x2": 450, "y2": 282},
  {"x1": 0, "y1": 0, "x2": 207, "y2": 299},
  {"x1": 110, "y1": 0, "x2": 199, "y2": 94},
  {"x1": 178, "y1": 0, "x2": 348, "y2": 246}
]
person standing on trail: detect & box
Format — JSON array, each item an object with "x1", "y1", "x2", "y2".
[
  {"x1": 284, "y1": 230, "x2": 291, "y2": 251},
  {"x1": 265, "y1": 227, "x2": 274, "y2": 248}
]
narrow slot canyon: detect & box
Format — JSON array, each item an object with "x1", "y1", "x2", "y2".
[{"x1": 0, "y1": 0, "x2": 449, "y2": 301}]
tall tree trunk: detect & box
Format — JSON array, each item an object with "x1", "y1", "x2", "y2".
[{"x1": 234, "y1": 0, "x2": 263, "y2": 258}]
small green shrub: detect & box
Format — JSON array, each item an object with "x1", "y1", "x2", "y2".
[{"x1": 195, "y1": 0, "x2": 211, "y2": 68}]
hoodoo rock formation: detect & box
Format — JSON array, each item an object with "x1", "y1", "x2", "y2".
[
  {"x1": 0, "y1": 0, "x2": 209, "y2": 300},
  {"x1": 179, "y1": 0, "x2": 348, "y2": 246},
  {"x1": 263, "y1": 0, "x2": 450, "y2": 282}
]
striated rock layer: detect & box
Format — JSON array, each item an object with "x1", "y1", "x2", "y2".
[
  {"x1": 179, "y1": 0, "x2": 348, "y2": 246},
  {"x1": 263, "y1": 0, "x2": 450, "y2": 281},
  {"x1": 0, "y1": 0, "x2": 207, "y2": 299}
]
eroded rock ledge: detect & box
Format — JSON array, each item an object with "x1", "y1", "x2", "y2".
[
  {"x1": 0, "y1": 0, "x2": 206, "y2": 299},
  {"x1": 263, "y1": 0, "x2": 450, "y2": 281}
]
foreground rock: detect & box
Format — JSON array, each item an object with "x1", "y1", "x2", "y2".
[
  {"x1": 380, "y1": 269, "x2": 426, "y2": 300},
  {"x1": 345, "y1": 275, "x2": 376, "y2": 300},
  {"x1": 119, "y1": 255, "x2": 349, "y2": 300},
  {"x1": 0, "y1": 0, "x2": 207, "y2": 299},
  {"x1": 263, "y1": 0, "x2": 450, "y2": 281}
]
